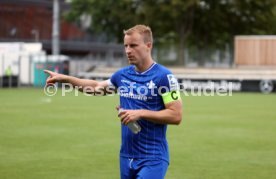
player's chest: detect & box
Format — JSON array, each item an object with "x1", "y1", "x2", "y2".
[
  {"x1": 119, "y1": 75, "x2": 159, "y2": 89},
  {"x1": 118, "y1": 75, "x2": 160, "y2": 99}
]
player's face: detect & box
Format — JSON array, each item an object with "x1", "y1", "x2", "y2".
[{"x1": 124, "y1": 32, "x2": 151, "y2": 66}]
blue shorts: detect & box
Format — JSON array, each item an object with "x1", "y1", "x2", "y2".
[{"x1": 120, "y1": 156, "x2": 169, "y2": 179}]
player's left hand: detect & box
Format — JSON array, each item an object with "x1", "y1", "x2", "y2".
[{"x1": 118, "y1": 110, "x2": 141, "y2": 125}]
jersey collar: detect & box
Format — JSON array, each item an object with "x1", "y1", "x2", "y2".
[{"x1": 135, "y1": 62, "x2": 157, "y2": 75}]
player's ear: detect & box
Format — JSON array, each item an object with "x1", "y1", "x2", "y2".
[{"x1": 146, "y1": 42, "x2": 152, "y2": 49}]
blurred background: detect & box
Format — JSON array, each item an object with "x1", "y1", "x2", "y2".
[
  {"x1": 0, "y1": 0, "x2": 276, "y2": 92},
  {"x1": 0, "y1": 1, "x2": 276, "y2": 179}
]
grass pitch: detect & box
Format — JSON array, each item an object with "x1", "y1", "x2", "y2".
[{"x1": 0, "y1": 88, "x2": 275, "y2": 179}]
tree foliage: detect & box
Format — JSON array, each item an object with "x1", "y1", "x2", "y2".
[{"x1": 66, "y1": 0, "x2": 276, "y2": 65}]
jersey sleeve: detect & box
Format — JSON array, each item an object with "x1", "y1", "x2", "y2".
[
  {"x1": 108, "y1": 70, "x2": 121, "y2": 88},
  {"x1": 159, "y1": 72, "x2": 181, "y2": 104},
  {"x1": 159, "y1": 73, "x2": 179, "y2": 93}
]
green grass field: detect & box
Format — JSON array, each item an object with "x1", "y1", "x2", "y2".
[{"x1": 0, "y1": 88, "x2": 276, "y2": 179}]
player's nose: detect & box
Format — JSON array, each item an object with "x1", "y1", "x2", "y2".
[{"x1": 125, "y1": 46, "x2": 132, "y2": 54}]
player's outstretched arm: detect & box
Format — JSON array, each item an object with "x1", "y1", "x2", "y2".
[{"x1": 44, "y1": 70, "x2": 114, "y2": 95}]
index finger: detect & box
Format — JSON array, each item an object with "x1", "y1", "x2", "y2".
[{"x1": 44, "y1": 70, "x2": 54, "y2": 76}]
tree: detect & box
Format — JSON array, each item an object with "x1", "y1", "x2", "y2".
[
  {"x1": 65, "y1": 0, "x2": 140, "y2": 42},
  {"x1": 66, "y1": 0, "x2": 199, "y2": 65},
  {"x1": 66, "y1": 0, "x2": 276, "y2": 66},
  {"x1": 189, "y1": 0, "x2": 276, "y2": 65},
  {"x1": 136, "y1": 0, "x2": 199, "y2": 65}
]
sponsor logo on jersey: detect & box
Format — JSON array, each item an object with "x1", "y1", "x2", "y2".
[
  {"x1": 167, "y1": 74, "x2": 178, "y2": 91},
  {"x1": 121, "y1": 79, "x2": 132, "y2": 84},
  {"x1": 120, "y1": 92, "x2": 148, "y2": 101}
]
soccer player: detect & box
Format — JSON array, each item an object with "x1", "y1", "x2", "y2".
[{"x1": 44, "y1": 24, "x2": 182, "y2": 179}]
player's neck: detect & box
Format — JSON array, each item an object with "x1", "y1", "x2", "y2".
[{"x1": 135, "y1": 58, "x2": 155, "y2": 73}]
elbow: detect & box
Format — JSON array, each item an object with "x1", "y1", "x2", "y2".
[
  {"x1": 169, "y1": 101, "x2": 183, "y2": 125},
  {"x1": 173, "y1": 113, "x2": 182, "y2": 125},
  {"x1": 174, "y1": 117, "x2": 182, "y2": 125}
]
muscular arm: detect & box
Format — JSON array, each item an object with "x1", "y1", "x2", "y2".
[
  {"x1": 140, "y1": 100, "x2": 182, "y2": 125},
  {"x1": 119, "y1": 100, "x2": 183, "y2": 125}
]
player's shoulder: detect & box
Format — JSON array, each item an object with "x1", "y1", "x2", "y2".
[
  {"x1": 155, "y1": 63, "x2": 178, "y2": 85},
  {"x1": 154, "y1": 63, "x2": 173, "y2": 76}
]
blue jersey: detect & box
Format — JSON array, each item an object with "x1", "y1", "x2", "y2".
[{"x1": 109, "y1": 63, "x2": 179, "y2": 163}]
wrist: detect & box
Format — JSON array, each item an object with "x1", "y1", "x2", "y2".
[{"x1": 139, "y1": 109, "x2": 146, "y2": 118}]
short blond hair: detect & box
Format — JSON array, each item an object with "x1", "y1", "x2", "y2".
[{"x1": 124, "y1": 25, "x2": 153, "y2": 43}]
